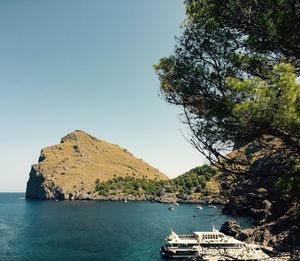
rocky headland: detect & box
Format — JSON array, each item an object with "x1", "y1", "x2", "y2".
[
  {"x1": 26, "y1": 131, "x2": 221, "y2": 202},
  {"x1": 26, "y1": 130, "x2": 168, "y2": 200}
]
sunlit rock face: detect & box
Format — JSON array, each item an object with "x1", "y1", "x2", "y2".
[{"x1": 25, "y1": 130, "x2": 168, "y2": 200}]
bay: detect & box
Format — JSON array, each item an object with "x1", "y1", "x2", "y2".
[{"x1": 0, "y1": 193, "x2": 252, "y2": 261}]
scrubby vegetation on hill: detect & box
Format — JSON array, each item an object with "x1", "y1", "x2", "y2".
[
  {"x1": 94, "y1": 164, "x2": 220, "y2": 200},
  {"x1": 168, "y1": 164, "x2": 217, "y2": 195},
  {"x1": 95, "y1": 176, "x2": 165, "y2": 197}
]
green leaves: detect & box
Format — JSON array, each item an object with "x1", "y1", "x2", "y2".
[
  {"x1": 228, "y1": 63, "x2": 300, "y2": 140},
  {"x1": 185, "y1": 0, "x2": 300, "y2": 66}
]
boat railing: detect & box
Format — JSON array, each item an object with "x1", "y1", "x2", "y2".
[{"x1": 178, "y1": 234, "x2": 197, "y2": 240}]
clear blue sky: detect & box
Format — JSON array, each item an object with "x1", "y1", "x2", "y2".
[{"x1": 0, "y1": 0, "x2": 206, "y2": 192}]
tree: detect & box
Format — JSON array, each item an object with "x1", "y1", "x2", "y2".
[
  {"x1": 185, "y1": 0, "x2": 300, "y2": 68},
  {"x1": 154, "y1": 0, "x2": 300, "y2": 166},
  {"x1": 228, "y1": 63, "x2": 300, "y2": 144},
  {"x1": 154, "y1": 24, "x2": 239, "y2": 165}
]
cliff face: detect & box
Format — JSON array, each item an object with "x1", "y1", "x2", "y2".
[
  {"x1": 218, "y1": 136, "x2": 300, "y2": 252},
  {"x1": 219, "y1": 137, "x2": 294, "y2": 222},
  {"x1": 26, "y1": 130, "x2": 168, "y2": 200}
]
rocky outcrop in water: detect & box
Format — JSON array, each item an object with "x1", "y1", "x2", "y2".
[
  {"x1": 26, "y1": 166, "x2": 65, "y2": 200},
  {"x1": 221, "y1": 206, "x2": 300, "y2": 253}
]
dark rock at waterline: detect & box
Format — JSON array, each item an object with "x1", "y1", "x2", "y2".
[
  {"x1": 221, "y1": 205, "x2": 300, "y2": 252},
  {"x1": 218, "y1": 136, "x2": 300, "y2": 252},
  {"x1": 220, "y1": 220, "x2": 241, "y2": 238}
]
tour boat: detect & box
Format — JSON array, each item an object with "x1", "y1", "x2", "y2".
[{"x1": 160, "y1": 227, "x2": 272, "y2": 260}]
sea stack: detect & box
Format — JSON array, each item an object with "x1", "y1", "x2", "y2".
[{"x1": 26, "y1": 130, "x2": 168, "y2": 200}]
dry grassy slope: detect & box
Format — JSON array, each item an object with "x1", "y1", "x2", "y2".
[{"x1": 33, "y1": 130, "x2": 168, "y2": 196}]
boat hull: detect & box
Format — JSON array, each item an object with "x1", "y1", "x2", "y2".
[
  {"x1": 160, "y1": 246, "x2": 199, "y2": 259},
  {"x1": 160, "y1": 245, "x2": 270, "y2": 260}
]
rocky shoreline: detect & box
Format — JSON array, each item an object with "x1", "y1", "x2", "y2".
[
  {"x1": 220, "y1": 212, "x2": 300, "y2": 260},
  {"x1": 26, "y1": 185, "x2": 227, "y2": 205}
]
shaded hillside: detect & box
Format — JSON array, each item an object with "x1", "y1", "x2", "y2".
[
  {"x1": 218, "y1": 136, "x2": 300, "y2": 252},
  {"x1": 26, "y1": 130, "x2": 168, "y2": 200},
  {"x1": 219, "y1": 136, "x2": 298, "y2": 222}
]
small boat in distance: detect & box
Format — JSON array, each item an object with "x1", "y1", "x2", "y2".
[
  {"x1": 173, "y1": 202, "x2": 179, "y2": 206},
  {"x1": 124, "y1": 199, "x2": 127, "y2": 203},
  {"x1": 208, "y1": 205, "x2": 216, "y2": 208},
  {"x1": 195, "y1": 205, "x2": 203, "y2": 209},
  {"x1": 168, "y1": 206, "x2": 174, "y2": 211},
  {"x1": 160, "y1": 227, "x2": 273, "y2": 260}
]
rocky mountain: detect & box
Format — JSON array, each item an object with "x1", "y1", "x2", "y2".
[{"x1": 26, "y1": 130, "x2": 168, "y2": 200}]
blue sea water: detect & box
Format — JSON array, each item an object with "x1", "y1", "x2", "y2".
[{"x1": 0, "y1": 193, "x2": 252, "y2": 261}]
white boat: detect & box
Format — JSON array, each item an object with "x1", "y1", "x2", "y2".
[
  {"x1": 196, "y1": 205, "x2": 203, "y2": 210},
  {"x1": 208, "y1": 205, "x2": 217, "y2": 208},
  {"x1": 160, "y1": 227, "x2": 273, "y2": 260},
  {"x1": 168, "y1": 206, "x2": 174, "y2": 211},
  {"x1": 124, "y1": 199, "x2": 127, "y2": 203},
  {"x1": 173, "y1": 202, "x2": 179, "y2": 206}
]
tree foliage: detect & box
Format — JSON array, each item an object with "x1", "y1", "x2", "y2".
[
  {"x1": 95, "y1": 176, "x2": 166, "y2": 197},
  {"x1": 228, "y1": 63, "x2": 300, "y2": 143},
  {"x1": 172, "y1": 164, "x2": 216, "y2": 195},
  {"x1": 185, "y1": 0, "x2": 300, "y2": 68},
  {"x1": 154, "y1": 0, "x2": 300, "y2": 165}
]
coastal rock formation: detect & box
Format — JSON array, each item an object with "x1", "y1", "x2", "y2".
[
  {"x1": 220, "y1": 139, "x2": 293, "y2": 222},
  {"x1": 218, "y1": 136, "x2": 300, "y2": 252},
  {"x1": 26, "y1": 130, "x2": 168, "y2": 200},
  {"x1": 221, "y1": 206, "x2": 300, "y2": 253}
]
